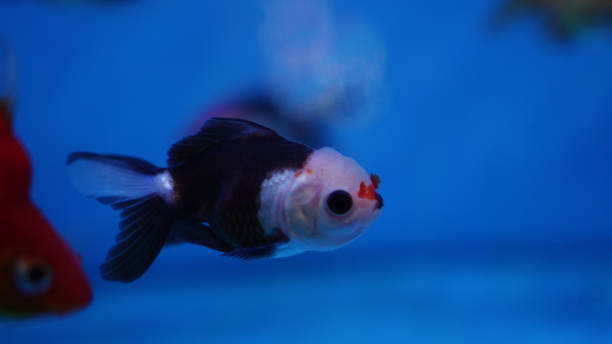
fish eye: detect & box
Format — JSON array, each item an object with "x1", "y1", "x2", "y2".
[
  {"x1": 326, "y1": 190, "x2": 353, "y2": 216},
  {"x1": 13, "y1": 257, "x2": 54, "y2": 296}
]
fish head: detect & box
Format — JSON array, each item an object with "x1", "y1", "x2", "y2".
[
  {"x1": 0, "y1": 204, "x2": 92, "y2": 318},
  {"x1": 283, "y1": 147, "x2": 382, "y2": 250}
]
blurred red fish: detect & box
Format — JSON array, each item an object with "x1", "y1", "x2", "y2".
[{"x1": 0, "y1": 100, "x2": 92, "y2": 317}]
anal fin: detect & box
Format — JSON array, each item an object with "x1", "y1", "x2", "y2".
[
  {"x1": 167, "y1": 221, "x2": 235, "y2": 253},
  {"x1": 222, "y1": 233, "x2": 289, "y2": 260},
  {"x1": 222, "y1": 244, "x2": 278, "y2": 260}
]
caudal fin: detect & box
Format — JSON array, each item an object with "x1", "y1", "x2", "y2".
[{"x1": 67, "y1": 152, "x2": 176, "y2": 282}]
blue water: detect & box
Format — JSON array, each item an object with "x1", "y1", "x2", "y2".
[{"x1": 2, "y1": 1, "x2": 612, "y2": 343}]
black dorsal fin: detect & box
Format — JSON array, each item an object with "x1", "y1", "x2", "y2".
[{"x1": 167, "y1": 117, "x2": 279, "y2": 167}]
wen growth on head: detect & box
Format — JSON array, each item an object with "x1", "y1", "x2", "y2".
[{"x1": 67, "y1": 118, "x2": 383, "y2": 283}]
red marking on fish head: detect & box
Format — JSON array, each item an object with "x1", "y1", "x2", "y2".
[
  {"x1": 358, "y1": 181, "x2": 376, "y2": 200},
  {"x1": 370, "y1": 174, "x2": 380, "y2": 189},
  {"x1": 295, "y1": 168, "x2": 314, "y2": 179}
]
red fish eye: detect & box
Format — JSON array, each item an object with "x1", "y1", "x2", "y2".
[{"x1": 12, "y1": 257, "x2": 54, "y2": 296}]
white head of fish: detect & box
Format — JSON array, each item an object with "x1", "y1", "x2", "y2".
[{"x1": 258, "y1": 147, "x2": 382, "y2": 256}]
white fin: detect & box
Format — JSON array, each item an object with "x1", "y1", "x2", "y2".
[
  {"x1": 66, "y1": 152, "x2": 174, "y2": 204},
  {"x1": 66, "y1": 152, "x2": 177, "y2": 282}
]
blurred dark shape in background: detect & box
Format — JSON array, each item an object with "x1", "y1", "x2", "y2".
[
  {"x1": 0, "y1": 45, "x2": 92, "y2": 318},
  {"x1": 187, "y1": 86, "x2": 365, "y2": 149},
  {"x1": 187, "y1": 0, "x2": 387, "y2": 149},
  {"x1": 187, "y1": 90, "x2": 327, "y2": 148},
  {"x1": 493, "y1": 0, "x2": 612, "y2": 39}
]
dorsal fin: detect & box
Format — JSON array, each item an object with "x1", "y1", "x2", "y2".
[{"x1": 167, "y1": 117, "x2": 279, "y2": 167}]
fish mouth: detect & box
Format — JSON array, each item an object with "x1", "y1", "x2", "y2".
[
  {"x1": 53, "y1": 288, "x2": 92, "y2": 315},
  {"x1": 374, "y1": 193, "x2": 383, "y2": 210},
  {"x1": 51, "y1": 273, "x2": 93, "y2": 314}
]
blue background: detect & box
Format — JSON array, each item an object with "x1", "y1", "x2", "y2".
[{"x1": 2, "y1": 0, "x2": 612, "y2": 343}]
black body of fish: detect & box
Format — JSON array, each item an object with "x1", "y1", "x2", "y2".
[{"x1": 68, "y1": 118, "x2": 313, "y2": 282}]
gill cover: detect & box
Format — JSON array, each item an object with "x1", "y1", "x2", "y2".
[{"x1": 282, "y1": 176, "x2": 322, "y2": 245}]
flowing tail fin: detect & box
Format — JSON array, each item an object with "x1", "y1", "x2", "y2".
[{"x1": 67, "y1": 152, "x2": 176, "y2": 282}]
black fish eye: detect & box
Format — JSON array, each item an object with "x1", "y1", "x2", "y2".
[
  {"x1": 13, "y1": 257, "x2": 54, "y2": 296},
  {"x1": 327, "y1": 190, "x2": 353, "y2": 216}
]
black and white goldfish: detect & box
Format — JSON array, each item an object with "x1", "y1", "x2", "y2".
[{"x1": 67, "y1": 118, "x2": 383, "y2": 282}]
